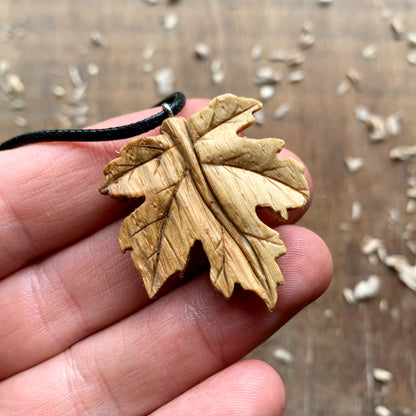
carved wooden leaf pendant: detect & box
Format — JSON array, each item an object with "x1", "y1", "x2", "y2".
[{"x1": 100, "y1": 94, "x2": 309, "y2": 310}]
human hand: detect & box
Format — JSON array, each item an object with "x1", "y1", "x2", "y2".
[{"x1": 0, "y1": 99, "x2": 332, "y2": 415}]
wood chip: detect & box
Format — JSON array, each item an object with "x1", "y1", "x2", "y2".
[
  {"x1": 389, "y1": 145, "x2": 416, "y2": 161},
  {"x1": 68, "y1": 66, "x2": 83, "y2": 88},
  {"x1": 289, "y1": 70, "x2": 304, "y2": 83},
  {"x1": 367, "y1": 114, "x2": 387, "y2": 142},
  {"x1": 373, "y1": 368, "x2": 393, "y2": 384},
  {"x1": 163, "y1": 12, "x2": 178, "y2": 31},
  {"x1": 385, "y1": 111, "x2": 403, "y2": 136},
  {"x1": 90, "y1": 30, "x2": 106, "y2": 47},
  {"x1": 87, "y1": 63, "x2": 99, "y2": 76},
  {"x1": 345, "y1": 156, "x2": 364, "y2": 173},
  {"x1": 353, "y1": 275, "x2": 381, "y2": 301},
  {"x1": 14, "y1": 116, "x2": 27, "y2": 128},
  {"x1": 273, "y1": 103, "x2": 291, "y2": 120},
  {"x1": 407, "y1": 32, "x2": 416, "y2": 47},
  {"x1": 351, "y1": 201, "x2": 362, "y2": 222},
  {"x1": 52, "y1": 85, "x2": 66, "y2": 98},
  {"x1": 407, "y1": 188, "x2": 416, "y2": 199},
  {"x1": 3, "y1": 73, "x2": 25, "y2": 94},
  {"x1": 407, "y1": 51, "x2": 416, "y2": 65},
  {"x1": 272, "y1": 347, "x2": 294, "y2": 364},
  {"x1": 346, "y1": 67, "x2": 362, "y2": 89},
  {"x1": 362, "y1": 44, "x2": 377, "y2": 59},
  {"x1": 259, "y1": 85, "x2": 275, "y2": 100},
  {"x1": 254, "y1": 67, "x2": 283, "y2": 85},
  {"x1": 286, "y1": 50, "x2": 305, "y2": 67},
  {"x1": 211, "y1": 58, "x2": 225, "y2": 84},
  {"x1": 336, "y1": 80, "x2": 351, "y2": 96},
  {"x1": 355, "y1": 106, "x2": 370, "y2": 122},
  {"x1": 154, "y1": 67, "x2": 175, "y2": 96},
  {"x1": 390, "y1": 15, "x2": 405, "y2": 40},
  {"x1": 384, "y1": 254, "x2": 416, "y2": 292},
  {"x1": 142, "y1": 43, "x2": 156, "y2": 61},
  {"x1": 0, "y1": 59, "x2": 10, "y2": 77},
  {"x1": 299, "y1": 29, "x2": 315, "y2": 49},
  {"x1": 251, "y1": 44, "x2": 263, "y2": 61},
  {"x1": 375, "y1": 405, "x2": 391, "y2": 416},
  {"x1": 361, "y1": 236, "x2": 387, "y2": 261},
  {"x1": 194, "y1": 42, "x2": 210, "y2": 60},
  {"x1": 407, "y1": 199, "x2": 416, "y2": 214},
  {"x1": 343, "y1": 287, "x2": 356, "y2": 304}
]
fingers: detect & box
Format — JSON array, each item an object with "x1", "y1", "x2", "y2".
[
  {"x1": 0, "y1": 226, "x2": 332, "y2": 416},
  {"x1": 150, "y1": 360, "x2": 286, "y2": 416},
  {"x1": 0, "y1": 99, "x2": 210, "y2": 278}
]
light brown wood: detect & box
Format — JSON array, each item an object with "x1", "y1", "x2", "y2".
[{"x1": 100, "y1": 94, "x2": 309, "y2": 309}]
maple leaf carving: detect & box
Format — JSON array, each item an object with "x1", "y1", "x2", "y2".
[{"x1": 100, "y1": 94, "x2": 309, "y2": 310}]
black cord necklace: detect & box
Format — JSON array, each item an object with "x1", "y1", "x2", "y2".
[{"x1": 0, "y1": 92, "x2": 186, "y2": 151}]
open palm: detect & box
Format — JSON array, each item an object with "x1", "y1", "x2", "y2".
[{"x1": 0, "y1": 99, "x2": 332, "y2": 415}]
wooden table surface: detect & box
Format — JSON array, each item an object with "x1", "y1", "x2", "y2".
[{"x1": 1, "y1": 1, "x2": 415, "y2": 415}]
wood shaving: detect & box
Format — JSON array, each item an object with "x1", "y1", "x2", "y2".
[
  {"x1": 272, "y1": 347, "x2": 294, "y2": 364},
  {"x1": 389, "y1": 145, "x2": 416, "y2": 161},
  {"x1": 299, "y1": 28, "x2": 315, "y2": 49},
  {"x1": 373, "y1": 368, "x2": 394, "y2": 384},
  {"x1": 362, "y1": 44, "x2": 377, "y2": 59},
  {"x1": 268, "y1": 49, "x2": 287, "y2": 62},
  {"x1": 68, "y1": 66, "x2": 83, "y2": 88},
  {"x1": 52, "y1": 85, "x2": 66, "y2": 98},
  {"x1": 3, "y1": 73, "x2": 25, "y2": 94},
  {"x1": 406, "y1": 200, "x2": 416, "y2": 214},
  {"x1": 407, "y1": 188, "x2": 416, "y2": 199},
  {"x1": 390, "y1": 15, "x2": 405, "y2": 40},
  {"x1": 14, "y1": 116, "x2": 27, "y2": 128},
  {"x1": 273, "y1": 103, "x2": 291, "y2": 120},
  {"x1": 346, "y1": 67, "x2": 362, "y2": 89},
  {"x1": 343, "y1": 287, "x2": 356, "y2": 304},
  {"x1": 286, "y1": 50, "x2": 305, "y2": 67},
  {"x1": 289, "y1": 70, "x2": 304, "y2": 83},
  {"x1": 154, "y1": 67, "x2": 175, "y2": 96},
  {"x1": 351, "y1": 201, "x2": 362, "y2": 222},
  {"x1": 355, "y1": 106, "x2": 370, "y2": 123},
  {"x1": 336, "y1": 80, "x2": 351, "y2": 96},
  {"x1": 251, "y1": 44, "x2": 263, "y2": 61},
  {"x1": 259, "y1": 85, "x2": 275, "y2": 100},
  {"x1": 384, "y1": 254, "x2": 416, "y2": 292},
  {"x1": 407, "y1": 32, "x2": 416, "y2": 47},
  {"x1": 194, "y1": 42, "x2": 210, "y2": 60},
  {"x1": 407, "y1": 51, "x2": 416, "y2": 65},
  {"x1": 366, "y1": 114, "x2": 387, "y2": 142},
  {"x1": 353, "y1": 275, "x2": 381, "y2": 301},
  {"x1": 0, "y1": 59, "x2": 10, "y2": 77},
  {"x1": 87, "y1": 63, "x2": 99, "y2": 76},
  {"x1": 163, "y1": 12, "x2": 178, "y2": 31},
  {"x1": 375, "y1": 405, "x2": 391, "y2": 416},
  {"x1": 345, "y1": 156, "x2": 364, "y2": 173},
  {"x1": 211, "y1": 58, "x2": 225, "y2": 84},
  {"x1": 142, "y1": 43, "x2": 156, "y2": 61},
  {"x1": 254, "y1": 67, "x2": 282, "y2": 85},
  {"x1": 361, "y1": 236, "x2": 387, "y2": 261},
  {"x1": 385, "y1": 111, "x2": 403, "y2": 136},
  {"x1": 90, "y1": 30, "x2": 106, "y2": 47}
]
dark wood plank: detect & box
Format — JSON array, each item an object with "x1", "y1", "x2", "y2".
[{"x1": 1, "y1": 1, "x2": 415, "y2": 414}]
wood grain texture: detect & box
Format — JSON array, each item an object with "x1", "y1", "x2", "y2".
[
  {"x1": 1, "y1": 0, "x2": 415, "y2": 414},
  {"x1": 100, "y1": 94, "x2": 308, "y2": 310}
]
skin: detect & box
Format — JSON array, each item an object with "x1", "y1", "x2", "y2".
[{"x1": 0, "y1": 99, "x2": 333, "y2": 416}]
